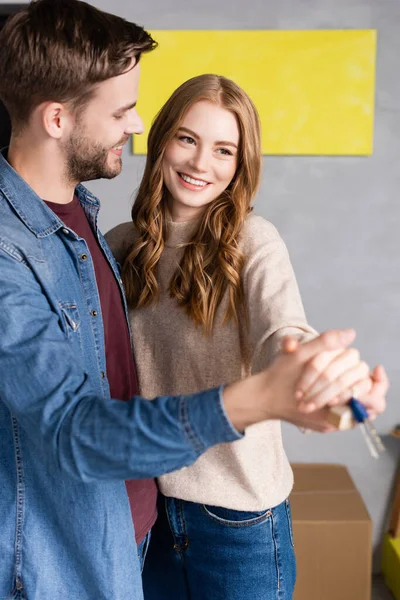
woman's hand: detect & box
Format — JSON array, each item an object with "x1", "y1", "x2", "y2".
[
  {"x1": 224, "y1": 329, "x2": 361, "y2": 432},
  {"x1": 282, "y1": 337, "x2": 388, "y2": 417},
  {"x1": 357, "y1": 365, "x2": 389, "y2": 419}
]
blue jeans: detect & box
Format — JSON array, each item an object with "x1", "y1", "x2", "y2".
[
  {"x1": 142, "y1": 494, "x2": 296, "y2": 600},
  {"x1": 137, "y1": 531, "x2": 152, "y2": 572}
]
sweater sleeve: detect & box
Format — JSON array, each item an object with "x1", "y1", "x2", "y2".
[
  {"x1": 104, "y1": 222, "x2": 136, "y2": 266},
  {"x1": 241, "y1": 215, "x2": 317, "y2": 374}
]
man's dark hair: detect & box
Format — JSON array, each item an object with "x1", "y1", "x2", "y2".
[{"x1": 0, "y1": 0, "x2": 157, "y2": 129}]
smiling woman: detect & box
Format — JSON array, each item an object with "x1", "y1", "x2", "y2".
[
  {"x1": 121, "y1": 74, "x2": 261, "y2": 334},
  {"x1": 105, "y1": 74, "x2": 301, "y2": 600},
  {"x1": 104, "y1": 73, "x2": 385, "y2": 600},
  {"x1": 162, "y1": 101, "x2": 239, "y2": 221}
]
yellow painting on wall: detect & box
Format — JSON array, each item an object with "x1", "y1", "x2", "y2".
[{"x1": 134, "y1": 30, "x2": 376, "y2": 156}]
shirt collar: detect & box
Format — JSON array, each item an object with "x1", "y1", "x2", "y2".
[{"x1": 0, "y1": 149, "x2": 100, "y2": 238}]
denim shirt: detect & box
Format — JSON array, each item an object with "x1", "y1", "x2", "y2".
[{"x1": 0, "y1": 152, "x2": 241, "y2": 600}]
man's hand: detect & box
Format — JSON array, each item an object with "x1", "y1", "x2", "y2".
[{"x1": 223, "y1": 329, "x2": 361, "y2": 432}]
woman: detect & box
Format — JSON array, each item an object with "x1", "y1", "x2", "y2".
[{"x1": 106, "y1": 74, "x2": 386, "y2": 599}]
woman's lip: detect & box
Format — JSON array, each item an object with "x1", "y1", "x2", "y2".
[
  {"x1": 177, "y1": 172, "x2": 211, "y2": 191},
  {"x1": 179, "y1": 172, "x2": 210, "y2": 184}
]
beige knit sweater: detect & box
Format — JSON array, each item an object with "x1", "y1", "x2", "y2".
[{"x1": 106, "y1": 214, "x2": 316, "y2": 511}]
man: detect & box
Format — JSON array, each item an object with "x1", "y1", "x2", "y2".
[{"x1": 0, "y1": 1, "x2": 387, "y2": 599}]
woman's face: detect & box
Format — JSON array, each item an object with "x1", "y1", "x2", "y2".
[{"x1": 162, "y1": 100, "x2": 240, "y2": 222}]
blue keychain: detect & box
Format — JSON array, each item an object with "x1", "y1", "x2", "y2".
[{"x1": 349, "y1": 398, "x2": 386, "y2": 459}]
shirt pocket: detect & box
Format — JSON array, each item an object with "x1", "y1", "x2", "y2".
[{"x1": 59, "y1": 302, "x2": 83, "y2": 351}]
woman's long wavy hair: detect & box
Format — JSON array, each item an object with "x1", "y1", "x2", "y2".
[{"x1": 123, "y1": 74, "x2": 262, "y2": 334}]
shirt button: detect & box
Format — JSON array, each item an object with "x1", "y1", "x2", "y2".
[
  {"x1": 101, "y1": 371, "x2": 106, "y2": 379},
  {"x1": 62, "y1": 228, "x2": 69, "y2": 235},
  {"x1": 91, "y1": 310, "x2": 98, "y2": 317},
  {"x1": 81, "y1": 254, "x2": 88, "y2": 261}
]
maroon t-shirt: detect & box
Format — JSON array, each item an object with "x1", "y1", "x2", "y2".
[{"x1": 45, "y1": 196, "x2": 157, "y2": 544}]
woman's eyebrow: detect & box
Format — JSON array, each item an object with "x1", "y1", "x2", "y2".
[{"x1": 178, "y1": 126, "x2": 237, "y2": 148}]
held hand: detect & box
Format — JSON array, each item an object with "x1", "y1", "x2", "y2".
[
  {"x1": 283, "y1": 340, "x2": 372, "y2": 413},
  {"x1": 282, "y1": 338, "x2": 388, "y2": 421},
  {"x1": 357, "y1": 365, "x2": 389, "y2": 419},
  {"x1": 262, "y1": 330, "x2": 364, "y2": 425},
  {"x1": 294, "y1": 366, "x2": 388, "y2": 434},
  {"x1": 223, "y1": 329, "x2": 359, "y2": 432}
]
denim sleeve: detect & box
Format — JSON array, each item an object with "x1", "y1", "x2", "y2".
[{"x1": 0, "y1": 248, "x2": 242, "y2": 482}]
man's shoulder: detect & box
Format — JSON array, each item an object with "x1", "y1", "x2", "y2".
[
  {"x1": 0, "y1": 190, "x2": 37, "y2": 258},
  {"x1": 0, "y1": 187, "x2": 12, "y2": 216},
  {"x1": 104, "y1": 221, "x2": 137, "y2": 265}
]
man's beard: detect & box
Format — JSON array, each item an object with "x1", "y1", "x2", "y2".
[{"x1": 63, "y1": 130, "x2": 123, "y2": 184}]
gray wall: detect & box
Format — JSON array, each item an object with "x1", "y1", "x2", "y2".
[{"x1": 86, "y1": 0, "x2": 399, "y2": 568}]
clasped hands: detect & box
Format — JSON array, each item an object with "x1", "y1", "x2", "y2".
[{"x1": 278, "y1": 329, "x2": 388, "y2": 432}]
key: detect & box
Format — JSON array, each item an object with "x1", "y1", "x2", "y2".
[{"x1": 349, "y1": 398, "x2": 386, "y2": 459}]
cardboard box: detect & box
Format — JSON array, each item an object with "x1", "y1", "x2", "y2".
[{"x1": 290, "y1": 464, "x2": 372, "y2": 600}]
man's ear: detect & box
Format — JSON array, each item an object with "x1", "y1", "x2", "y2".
[{"x1": 39, "y1": 102, "x2": 74, "y2": 139}]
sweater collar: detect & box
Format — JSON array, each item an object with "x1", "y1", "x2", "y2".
[{"x1": 165, "y1": 215, "x2": 201, "y2": 248}]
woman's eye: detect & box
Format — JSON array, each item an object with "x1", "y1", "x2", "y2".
[
  {"x1": 217, "y1": 148, "x2": 233, "y2": 156},
  {"x1": 114, "y1": 115, "x2": 123, "y2": 121},
  {"x1": 179, "y1": 136, "x2": 195, "y2": 145}
]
